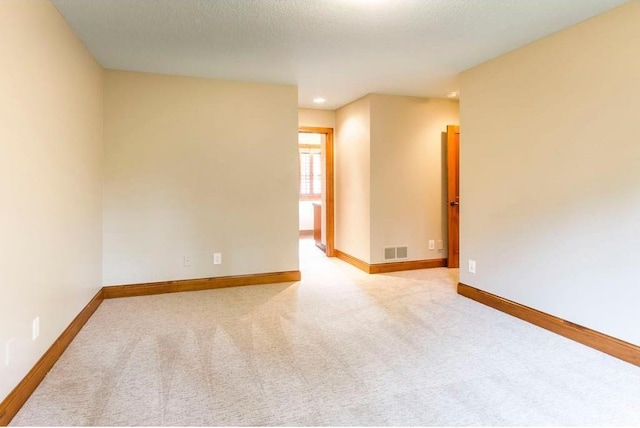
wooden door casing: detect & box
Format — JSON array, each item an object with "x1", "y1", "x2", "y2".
[
  {"x1": 299, "y1": 126, "x2": 335, "y2": 257},
  {"x1": 446, "y1": 125, "x2": 460, "y2": 268}
]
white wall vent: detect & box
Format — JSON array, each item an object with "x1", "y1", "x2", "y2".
[
  {"x1": 384, "y1": 247, "x2": 396, "y2": 261},
  {"x1": 396, "y1": 246, "x2": 408, "y2": 259},
  {"x1": 384, "y1": 246, "x2": 408, "y2": 261}
]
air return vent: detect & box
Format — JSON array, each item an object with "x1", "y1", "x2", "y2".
[
  {"x1": 396, "y1": 246, "x2": 408, "y2": 259},
  {"x1": 384, "y1": 246, "x2": 408, "y2": 261},
  {"x1": 384, "y1": 247, "x2": 396, "y2": 261}
]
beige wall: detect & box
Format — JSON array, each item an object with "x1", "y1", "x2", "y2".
[
  {"x1": 370, "y1": 95, "x2": 459, "y2": 264},
  {"x1": 299, "y1": 201, "x2": 314, "y2": 231},
  {"x1": 460, "y1": 2, "x2": 640, "y2": 345},
  {"x1": 335, "y1": 95, "x2": 459, "y2": 264},
  {"x1": 335, "y1": 97, "x2": 371, "y2": 262},
  {"x1": 298, "y1": 108, "x2": 336, "y2": 129},
  {"x1": 103, "y1": 71, "x2": 299, "y2": 285},
  {"x1": 0, "y1": 1, "x2": 103, "y2": 400}
]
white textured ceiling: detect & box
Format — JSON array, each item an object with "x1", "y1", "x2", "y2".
[{"x1": 53, "y1": 0, "x2": 627, "y2": 109}]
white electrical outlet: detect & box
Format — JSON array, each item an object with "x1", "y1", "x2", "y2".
[
  {"x1": 32, "y1": 317, "x2": 40, "y2": 340},
  {"x1": 183, "y1": 256, "x2": 192, "y2": 267},
  {"x1": 437, "y1": 240, "x2": 443, "y2": 250},
  {"x1": 428, "y1": 240, "x2": 435, "y2": 250},
  {"x1": 213, "y1": 253, "x2": 222, "y2": 265},
  {"x1": 468, "y1": 259, "x2": 476, "y2": 274},
  {"x1": 5, "y1": 338, "x2": 15, "y2": 366}
]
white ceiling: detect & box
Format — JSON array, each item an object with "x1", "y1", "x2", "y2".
[{"x1": 52, "y1": 0, "x2": 627, "y2": 109}]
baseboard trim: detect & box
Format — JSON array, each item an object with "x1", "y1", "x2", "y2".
[
  {"x1": 370, "y1": 258, "x2": 447, "y2": 274},
  {"x1": 103, "y1": 270, "x2": 302, "y2": 299},
  {"x1": 298, "y1": 230, "x2": 313, "y2": 237},
  {"x1": 335, "y1": 249, "x2": 446, "y2": 274},
  {"x1": 457, "y1": 283, "x2": 640, "y2": 367},
  {"x1": 0, "y1": 270, "x2": 301, "y2": 425},
  {"x1": 334, "y1": 249, "x2": 370, "y2": 273},
  {"x1": 0, "y1": 289, "x2": 104, "y2": 426}
]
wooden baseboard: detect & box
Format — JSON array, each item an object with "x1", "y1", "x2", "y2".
[
  {"x1": 0, "y1": 269, "x2": 301, "y2": 425},
  {"x1": 0, "y1": 289, "x2": 104, "y2": 426},
  {"x1": 298, "y1": 230, "x2": 313, "y2": 237},
  {"x1": 458, "y1": 283, "x2": 640, "y2": 367},
  {"x1": 370, "y1": 258, "x2": 447, "y2": 274},
  {"x1": 103, "y1": 270, "x2": 302, "y2": 299},
  {"x1": 335, "y1": 249, "x2": 446, "y2": 274},
  {"x1": 334, "y1": 249, "x2": 370, "y2": 273}
]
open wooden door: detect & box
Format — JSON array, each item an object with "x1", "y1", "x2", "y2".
[{"x1": 446, "y1": 125, "x2": 460, "y2": 268}]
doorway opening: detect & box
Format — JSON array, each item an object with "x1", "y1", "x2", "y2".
[{"x1": 298, "y1": 127, "x2": 335, "y2": 259}]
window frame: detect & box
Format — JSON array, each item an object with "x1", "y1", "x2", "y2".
[{"x1": 298, "y1": 143, "x2": 322, "y2": 201}]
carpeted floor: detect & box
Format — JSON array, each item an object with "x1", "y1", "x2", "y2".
[{"x1": 11, "y1": 238, "x2": 640, "y2": 426}]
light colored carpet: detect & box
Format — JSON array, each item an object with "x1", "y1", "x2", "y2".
[{"x1": 11, "y1": 239, "x2": 640, "y2": 426}]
